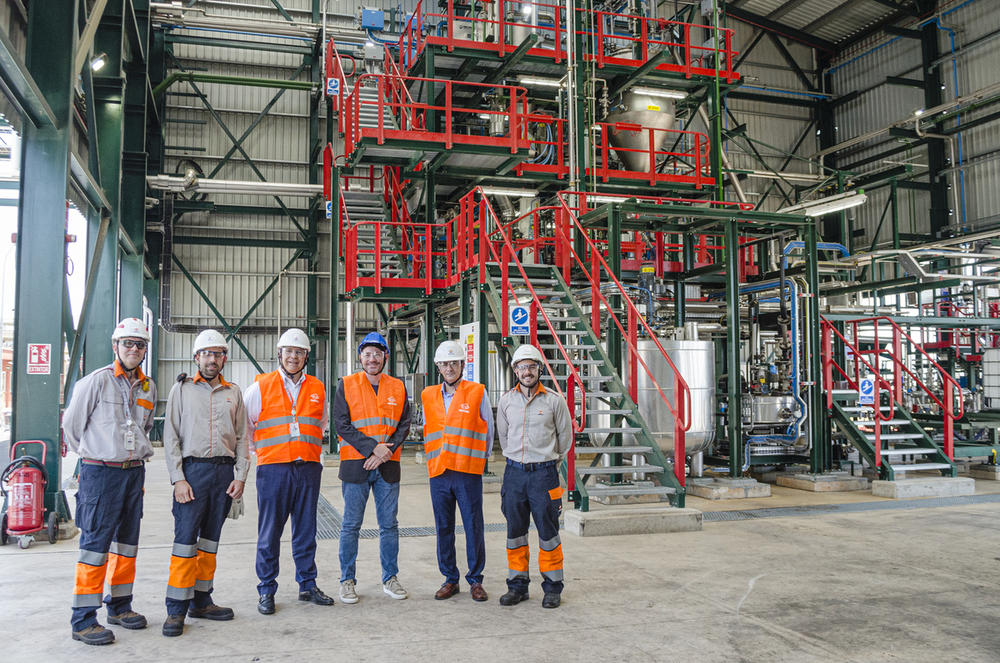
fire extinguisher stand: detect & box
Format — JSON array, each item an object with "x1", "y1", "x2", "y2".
[{"x1": 1, "y1": 440, "x2": 57, "y2": 549}]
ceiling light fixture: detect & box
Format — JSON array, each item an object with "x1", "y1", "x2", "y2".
[
  {"x1": 91, "y1": 53, "x2": 107, "y2": 71},
  {"x1": 777, "y1": 190, "x2": 868, "y2": 217},
  {"x1": 632, "y1": 86, "x2": 687, "y2": 100},
  {"x1": 479, "y1": 186, "x2": 539, "y2": 198}
]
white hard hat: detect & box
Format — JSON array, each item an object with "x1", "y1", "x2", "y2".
[
  {"x1": 277, "y1": 328, "x2": 310, "y2": 351},
  {"x1": 510, "y1": 344, "x2": 543, "y2": 368},
  {"x1": 112, "y1": 317, "x2": 150, "y2": 342},
  {"x1": 434, "y1": 340, "x2": 465, "y2": 364},
  {"x1": 193, "y1": 329, "x2": 228, "y2": 355}
]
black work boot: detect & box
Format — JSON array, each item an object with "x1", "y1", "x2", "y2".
[
  {"x1": 162, "y1": 614, "x2": 185, "y2": 637},
  {"x1": 499, "y1": 589, "x2": 528, "y2": 606}
]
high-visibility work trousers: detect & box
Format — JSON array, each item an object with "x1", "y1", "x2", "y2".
[
  {"x1": 165, "y1": 459, "x2": 234, "y2": 616},
  {"x1": 71, "y1": 463, "x2": 145, "y2": 631},
  {"x1": 501, "y1": 461, "x2": 564, "y2": 596}
]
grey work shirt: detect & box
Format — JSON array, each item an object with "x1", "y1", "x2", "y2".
[
  {"x1": 496, "y1": 383, "x2": 573, "y2": 464},
  {"x1": 63, "y1": 362, "x2": 158, "y2": 463},
  {"x1": 163, "y1": 373, "x2": 250, "y2": 485}
]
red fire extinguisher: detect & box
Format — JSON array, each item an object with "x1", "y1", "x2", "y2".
[{"x1": 1, "y1": 441, "x2": 52, "y2": 549}]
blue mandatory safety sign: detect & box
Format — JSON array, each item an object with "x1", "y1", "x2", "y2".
[
  {"x1": 859, "y1": 377, "x2": 875, "y2": 406},
  {"x1": 326, "y1": 78, "x2": 340, "y2": 96},
  {"x1": 510, "y1": 305, "x2": 530, "y2": 335},
  {"x1": 325, "y1": 201, "x2": 332, "y2": 219}
]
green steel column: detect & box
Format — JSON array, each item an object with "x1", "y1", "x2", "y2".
[
  {"x1": 307, "y1": 40, "x2": 321, "y2": 374},
  {"x1": 424, "y1": 303, "x2": 437, "y2": 387},
  {"x1": 707, "y1": 78, "x2": 725, "y2": 202},
  {"x1": 675, "y1": 234, "x2": 693, "y2": 327},
  {"x1": 143, "y1": 277, "x2": 160, "y2": 399},
  {"x1": 477, "y1": 286, "x2": 489, "y2": 386},
  {"x1": 724, "y1": 218, "x2": 742, "y2": 477},
  {"x1": 11, "y1": 0, "x2": 78, "y2": 522},
  {"x1": 891, "y1": 179, "x2": 901, "y2": 281},
  {"x1": 460, "y1": 276, "x2": 472, "y2": 326},
  {"x1": 120, "y1": 1, "x2": 150, "y2": 318},
  {"x1": 805, "y1": 221, "x2": 826, "y2": 473},
  {"x1": 607, "y1": 208, "x2": 623, "y2": 459}
]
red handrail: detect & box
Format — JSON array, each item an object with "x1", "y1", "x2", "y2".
[
  {"x1": 465, "y1": 190, "x2": 588, "y2": 450},
  {"x1": 821, "y1": 315, "x2": 963, "y2": 463},
  {"x1": 554, "y1": 191, "x2": 692, "y2": 487}
]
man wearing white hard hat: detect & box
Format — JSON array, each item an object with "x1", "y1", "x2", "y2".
[
  {"x1": 161, "y1": 330, "x2": 248, "y2": 637},
  {"x1": 63, "y1": 317, "x2": 158, "y2": 645},
  {"x1": 496, "y1": 344, "x2": 571, "y2": 609},
  {"x1": 243, "y1": 328, "x2": 331, "y2": 615},
  {"x1": 420, "y1": 340, "x2": 494, "y2": 602}
]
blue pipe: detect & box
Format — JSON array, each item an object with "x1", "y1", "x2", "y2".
[
  {"x1": 782, "y1": 241, "x2": 849, "y2": 269},
  {"x1": 737, "y1": 279, "x2": 809, "y2": 446},
  {"x1": 739, "y1": 84, "x2": 835, "y2": 100},
  {"x1": 366, "y1": 28, "x2": 398, "y2": 45}
]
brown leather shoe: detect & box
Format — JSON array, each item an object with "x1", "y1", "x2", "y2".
[
  {"x1": 470, "y1": 583, "x2": 488, "y2": 602},
  {"x1": 434, "y1": 583, "x2": 460, "y2": 600}
]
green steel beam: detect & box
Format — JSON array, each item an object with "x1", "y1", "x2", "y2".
[
  {"x1": 172, "y1": 200, "x2": 311, "y2": 216},
  {"x1": 173, "y1": 235, "x2": 311, "y2": 249},
  {"x1": 725, "y1": 5, "x2": 837, "y2": 53},
  {"x1": 226, "y1": 251, "x2": 304, "y2": 342},
  {"x1": 805, "y1": 222, "x2": 827, "y2": 474},
  {"x1": 172, "y1": 255, "x2": 264, "y2": 373},
  {"x1": 483, "y1": 33, "x2": 539, "y2": 85},
  {"x1": 724, "y1": 218, "x2": 742, "y2": 478},
  {"x1": 11, "y1": 0, "x2": 77, "y2": 525},
  {"x1": 152, "y1": 71, "x2": 313, "y2": 99},
  {"x1": 0, "y1": 14, "x2": 58, "y2": 127},
  {"x1": 607, "y1": 49, "x2": 671, "y2": 99},
  {"x1": 269, "y1": 0, "x2": 294, "y2": 21}
]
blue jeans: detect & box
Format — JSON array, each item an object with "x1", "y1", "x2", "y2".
[
  {"x1": 339, "y1": 469, "x2": 400, "y2": 584},
  {"x1": 430, "y1": 469, "x2": 485, "y2": 586}
]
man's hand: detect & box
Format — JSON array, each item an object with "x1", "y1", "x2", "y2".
[
  {"x1": 226, "y1": 480, "x2": 245, "y2": 500},
  {"x1": 363, "y1": 443, "x2": 392, "y2": 470},
  {"x1": 174, "y1": 480, "x2": 194, "y2": 503}
]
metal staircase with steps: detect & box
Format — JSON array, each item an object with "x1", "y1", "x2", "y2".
[
  {"x1": 481, "y1": 262, "x2": 683, "y2": 509},
  {"x1": 822, "y1": 316, "x2": 962, "y2": 481}
]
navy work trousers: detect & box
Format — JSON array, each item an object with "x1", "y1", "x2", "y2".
[
  {"x1": 255, "y1": 461, "x2": 322, "y2": 595},
  {"x1": 501, "y1": 462, "x2": 564, "y2": 596},
  {"x1": 71, "y1": 463, "x2": 145, "y2": 631},
  {"x1": 430, "y1": 469, "x2": 485, "y2": 586},
  {"x1": 165, "y1": 459, "x2": 234, "y2": 615}
]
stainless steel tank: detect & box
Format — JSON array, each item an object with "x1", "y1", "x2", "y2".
[
  {"x1": 605, "y1": 93, "x2": 675, "y2": 173},
  {"x1": 628, "y1": 338, "x2": 716, "y2": 456}
]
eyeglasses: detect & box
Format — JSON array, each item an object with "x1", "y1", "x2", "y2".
[
  {"x1": 360, "y1": 350, "x2": 385, "y2": 360},
  {"x1": 198, "y1": 350, "x2": 227, "y2": 359},
  {"x1": 119, "y1": 340, "x2": 147, "y2": 350},
  {"x1": 437, "y1": 360, "x2": 462, "y2": 369},
  {"x1": 515, "y1": 363, "x2": 540, "y2": 373},
  {"x1": 282, "y1": 349, "x2": 307, "y2": 358}
]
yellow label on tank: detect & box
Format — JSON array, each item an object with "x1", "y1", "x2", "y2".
[{"x1": 647, "y1": 104, "x2": 661, "y2": 111}]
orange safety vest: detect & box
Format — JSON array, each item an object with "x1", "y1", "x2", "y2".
[
  {"x1": 254, "y1": 371, "x2": 326, "y2": 466},
  {"x1": 421, "y1": 380, "x2": 489, "y2": 478},
  {"x1": 338, "y1": 372, "x2": 406, "y2": 462}
]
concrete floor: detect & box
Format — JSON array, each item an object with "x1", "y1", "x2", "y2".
[{"x1": 3, "y1": 450, "x2": 1000, "y2": 662}]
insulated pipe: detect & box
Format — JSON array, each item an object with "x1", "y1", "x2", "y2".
[
  {"x1": 697, "y1": 105, "x2": 747, "y2": 204},
  {"x1": 914, "y1": 119, "x2": 963, "y2": 227},
  {"x1": 565, "y1": 0, "x2": 578, "y2": 191}
]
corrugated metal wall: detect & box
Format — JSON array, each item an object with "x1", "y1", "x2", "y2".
[
  {"x1": 826, "y1": 0, "x2": 1000, "y2": 247},
  {"x1": 159, "y1": 0, "x2": 385, "y2": 402}
]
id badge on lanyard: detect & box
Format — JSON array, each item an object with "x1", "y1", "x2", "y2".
[
  {"x1": 289, "y1": 406, "x2": 300, "y2": 438},
  {"x1": 118, "y1": 379, "x2": 137, "y2": 451}
]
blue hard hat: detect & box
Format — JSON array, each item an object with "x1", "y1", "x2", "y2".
[{"x1": 358, "y1": 332, "x2": 389, "y2": 355}]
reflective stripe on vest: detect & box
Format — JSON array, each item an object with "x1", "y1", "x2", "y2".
[
  {"x1": 338, "y1": 372, "x2": 406, "y2": 462},
  {"x1": 254, "y1": 371, "x2": 326, "y2": 465},
  {"x1": 420, "y1": 380, "x2": 489, "y2": 478}
]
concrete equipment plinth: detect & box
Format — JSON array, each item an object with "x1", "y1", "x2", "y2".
[
  {"x1": 564, "y1": 506, "x2": 702, "y2": 537},
  {"x1": 747, "y1": 465, "x2": 809, "y2": 484},
  {"x1": 872, "y1": 477, "x2": 975, "y2": 499},
  {"x1": 777, "y1": 472, "x2": 870, "y2": 492},
  {"x1": 483, "y1": 475, "x2": 502, "y2": 493},
  {"x1": 686, "y1": 477, "x2": 770, "y2": 500},
  {"x1": 969, "y1": 464, "x2": 1000, "y2": 481}
]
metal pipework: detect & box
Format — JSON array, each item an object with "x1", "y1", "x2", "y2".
[{"x1": 147, "y1": 174, "x2": 323, "y2": 197}]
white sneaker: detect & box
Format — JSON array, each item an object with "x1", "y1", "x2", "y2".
[
  {"x1": 382, "y1": 576, "x2": 408, "y2": 600},
  {"x1": 339, "y1": 580, "x2": 359, "y2": 604}
]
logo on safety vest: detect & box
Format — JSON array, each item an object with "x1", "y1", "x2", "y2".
[
  {"x1": 387, "y1": 396, "x2": 397, "y2": 406},
  {"x1": 459, "y1": 402, "x2": 470, "y2": 413},
  {"x1": 310, "y1": 393, "x2": 321, "y2": 403}
]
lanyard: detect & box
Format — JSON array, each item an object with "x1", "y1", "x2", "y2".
[{"x1": 116, "y1": 376, "x2": 135, "y2": 427}]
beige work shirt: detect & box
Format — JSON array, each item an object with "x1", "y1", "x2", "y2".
[
  {"x1": 497, "y1": 383, "x2": 573, "y2": 464},
  {"x1": 62, "y1": 362, "x2": 158, "y2": 463},
  {"x1": 163, "y1": 373, "x2": 249, "y2": 485}
]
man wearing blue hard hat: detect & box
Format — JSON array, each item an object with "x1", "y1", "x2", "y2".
[{"x1": 332, "y1": 331, "x2": 412, "y2": 604}]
